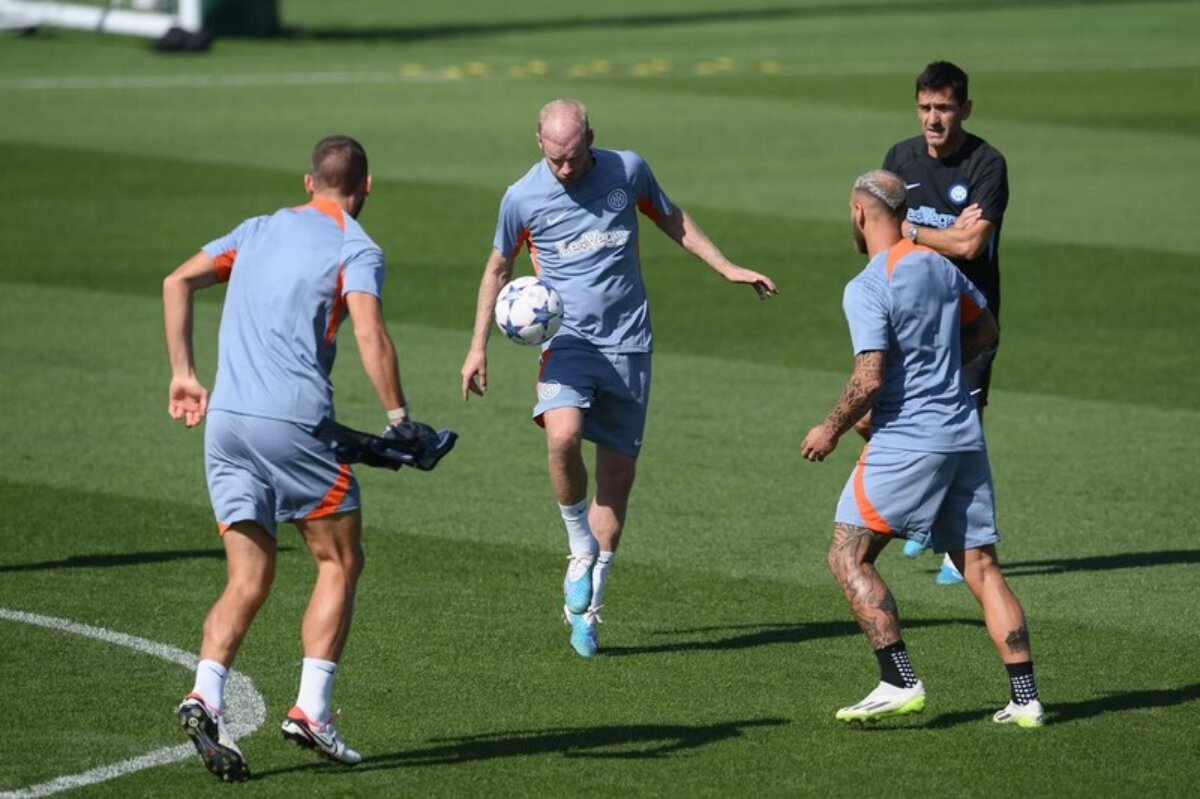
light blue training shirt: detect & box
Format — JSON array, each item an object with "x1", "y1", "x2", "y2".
[
  {"x1": 843, "y1": 239, "x2": 988, "y2": 452},
  {"x1": 493, "y1": 148, "x2": 672, "y2": 353},
  {"x1": 202, "y1": 196, "x2": 385, "y2": 426}
]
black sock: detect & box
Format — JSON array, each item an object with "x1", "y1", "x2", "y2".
[
  {"x1": 1005, "y1": 661, "x2": 1040, "y2": 705},
  {"x1": 875, "y1": 641, "x2": 919, "y2": 689}
]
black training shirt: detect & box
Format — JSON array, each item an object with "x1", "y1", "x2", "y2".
[{"x1": 883, "y1": 133, "x2": 1008, "y2": 318}]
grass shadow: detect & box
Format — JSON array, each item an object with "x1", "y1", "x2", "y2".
[
  {"x1": 602, "y1": 617, "x2": 984, "y2": 657},
  {"x1": 924, "y1": 682, "x2": 1200, "y2": 729},
  {"x1": 1003, "y1": 549, "x2": 1200, "y2": 576},
  {"x1": 0, "y1": 546, "x2": 295, "y2": 573},
  {"x1": 256, "y1": 718, "x2": 789, "y2": 777}
]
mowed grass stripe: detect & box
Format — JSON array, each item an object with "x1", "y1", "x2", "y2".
[
  {"x1": 1, "y1": 67, "x2": 1198, "y2": 255},
  {"x1": 1, "y1": 279, "x2": 1197, "y2": 643},
  {"x1": 2, "y1": 143, "x2": 1197, "y2": 408}
]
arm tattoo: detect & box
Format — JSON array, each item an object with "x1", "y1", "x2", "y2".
[
  {"x1": 824, "y1": 352, "x2": 885, "y2": 437},
  {"x1": 1005, "y1": 626, "x2": 1031, "y2": 656},
  {"x1": 828, "y1": 523, "x2": 902, "y2": 649}
]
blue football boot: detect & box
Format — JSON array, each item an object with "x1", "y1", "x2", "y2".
[
  {"x1": 936, "y1": 555, "x2": 965, "y2": 585},
  {"x1": 564, "y1": 604, "x2": 600, "y2": 658},
  {"x1": 902, "y1": 535, "x2": 930, "y2": 558},
  {"x1": 563, "y1": 553, "x2": 596, "y2": 614}
]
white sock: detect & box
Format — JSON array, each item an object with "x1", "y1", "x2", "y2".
[
  {"x1": 559, "y1": 498, "x2": 597, "y2": 559},
  {"x1": 591, "y1": 550, "x2": 614, "y2": 610},
  {"x1": 943, "y1": 554, "x2": 962, "y2": 575},
  {"x1": 191, "y1": 659, "x2": 228, "y2": 714},
  {"x1": 296, "y1": 657, "x2": 338, "y2": 724}
]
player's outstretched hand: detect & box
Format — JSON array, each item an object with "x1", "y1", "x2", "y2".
[
  {"x1": 461, "y1": 350, "x2": 488, "y2": 401},
  {"x1": 726, "y1": 265, "x2": 778, "y2": 299},
  {"x1": 168, "y1": 375, "x2": 208, "y2": 428},
  {"x1": 800, "y1": 423, "x2": 838, "y2": 462}
]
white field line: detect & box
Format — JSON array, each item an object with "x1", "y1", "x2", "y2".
[
  {"x1": 0, "y1": 54, "x2": 1197, "y2": 92},
  {"x1": 0, "y1": 608, "x2": 265, "y2": 799}
]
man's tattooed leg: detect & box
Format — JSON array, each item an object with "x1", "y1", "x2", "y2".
[{"x1": 827, "y1": 523, "x2": 901, "y2": 649}]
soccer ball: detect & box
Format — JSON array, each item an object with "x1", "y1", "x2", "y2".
[{"x1": 494, "y1": 276, "x2": 564, "y2": 345}]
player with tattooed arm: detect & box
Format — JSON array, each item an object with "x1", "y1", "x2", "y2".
[{"x1": 800, "y1": 170, "x2": 1044, "y2": 727}]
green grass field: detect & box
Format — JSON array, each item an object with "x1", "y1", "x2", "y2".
[{"x1": 1, "y1": 1, "x2": 1198, "y2": 796}]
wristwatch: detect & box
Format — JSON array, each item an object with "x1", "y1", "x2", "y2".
[{"x1": 904, "y1": 224, "x2": 919, "y2": 243}]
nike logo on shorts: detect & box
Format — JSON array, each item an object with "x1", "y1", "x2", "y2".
[{"x1": 905, "y1": 183, "x2": 921, "y2": 190}]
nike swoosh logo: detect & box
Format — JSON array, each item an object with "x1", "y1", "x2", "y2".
[
  {"x1": 904, "y1": 183, "x2": 921, "y2": 190},
  {"x1": 547, "y1": 211, "x2": 573, "y2": 225}
]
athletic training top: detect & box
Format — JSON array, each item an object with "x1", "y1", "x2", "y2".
[
  {"x1": 883, "y1": 133, "x2": 1008, "y2": 318},
  {"x1": 202, "y1": 196, "x2": 385, "y2": 425},
  {"x1": 843, "y1": 239, "x2": 988, "y2": 452},
  {"x1": 493, "y1": 148, "x2": 672, "y2": 353}
]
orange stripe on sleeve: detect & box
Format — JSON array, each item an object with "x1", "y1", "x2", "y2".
[
  {"x1": 960, "y1": 293, "x2": 982, "y2": 323},
  {"x1": 325, "y1": 265, "x2": 346, "y2": 345},
  {"x1": 306, "y1": 463, "x2": 352, "y2": 520},
  {"x1": 636, "y1": 196, "x2": 664, "y2": 222},
  {"x1": 510, "y1": 227, "x2": 531, "y2": 259},
  {"x1": 212, "y1": 249, "x2": 237, "y2": 283},
  {"x1": 852, "y1": 445, "x2": 893, "y2": 534}
]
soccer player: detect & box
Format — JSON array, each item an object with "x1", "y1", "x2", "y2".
[
  {"x1": 882, "y1": 60, "x2": 1010, "y2": 582},
  {"x1": 460, "y1": 98, "x2": 776, "y2": 657},
  {"x1": 163, "y1": 135, "x2": 410, "y2": 780},
  {"x1": 800, "y1": 170, "x2": 1043, "y2": 728}
]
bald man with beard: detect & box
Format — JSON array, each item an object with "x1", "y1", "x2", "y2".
[{"x1": 461, "y1": 98, "x2": 776, "y2": 657}]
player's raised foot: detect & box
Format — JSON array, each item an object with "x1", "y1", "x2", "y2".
[
  {"x1": 835, "y1": 680, "x2": 926, "y2": 723},
  {"x1": 563, "y1": 552, "x2": 596, "y2": 614},
  {"x1": 564, "y1": 604, "x2": 601, "y2": 658},
  {"x1": 993, "y1": 699, "x2": 1045, "y2": 728},
  {"x1": 936, "y1": 557, "x2": 965, "y2": 585},
  {"x1": 902, "y1": 537, "x2": 929, "y2": 558},
  {"x1": 176, "y1": 693, "x2": 250, "y2": 782},
  {"x1": 280, "y1": 707, "x2": 362, "y2": 765}
]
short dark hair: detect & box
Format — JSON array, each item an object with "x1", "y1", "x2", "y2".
[
  {"x1": 310, "y1": 135, "x2": 368, "y2": 196},
  {"x1": 915, "y1": 61, "x2": 969, "y2": 105}
]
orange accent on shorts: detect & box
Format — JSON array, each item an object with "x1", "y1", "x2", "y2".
[
  {"x1": 637, "y1": 196, "x2": 663, "y2": 222},
  {"x1": 298, "y1": 196, "x2": 346, "y2": 232},
  {"x1": 217, "y1": 521, "x2": 231, "y2": 536},
  {"x1": 533, "y1": 348, "x2": 553, "y2": 429},
  {"x1": 853, "y1": 445, "x2": 893, "y2": 534},
  {"x1": 307, "y1": 463, "x2": 352, "y2": 520},
  {"x1": 960, "y1": 293, "x2": 982, "y2": 323},
  {"x1": 212, "y1": 249, "x2": 237, "y2": 283},
  {"x1": 325, "y1": 264, "x2": 346, "y2": 345}
]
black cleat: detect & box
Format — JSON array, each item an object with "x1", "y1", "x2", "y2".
[{"x1": 177, "y1": 694, "x2": 251, "y2": 782}]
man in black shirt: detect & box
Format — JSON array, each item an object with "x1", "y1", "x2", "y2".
[{"x1": 883, "y1": 61, "x2": 1010, "y2": 581}]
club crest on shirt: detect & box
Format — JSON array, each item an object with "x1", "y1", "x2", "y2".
[
  {"x1": 606, "y1": 188, "x2": 629, "y2": 211},
  {"x1": 538, "y1": 380, "x2": 562, "y2": 400},
  {"x1": 948, "y1": 182, "x2": 969, "y2": 205}
]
